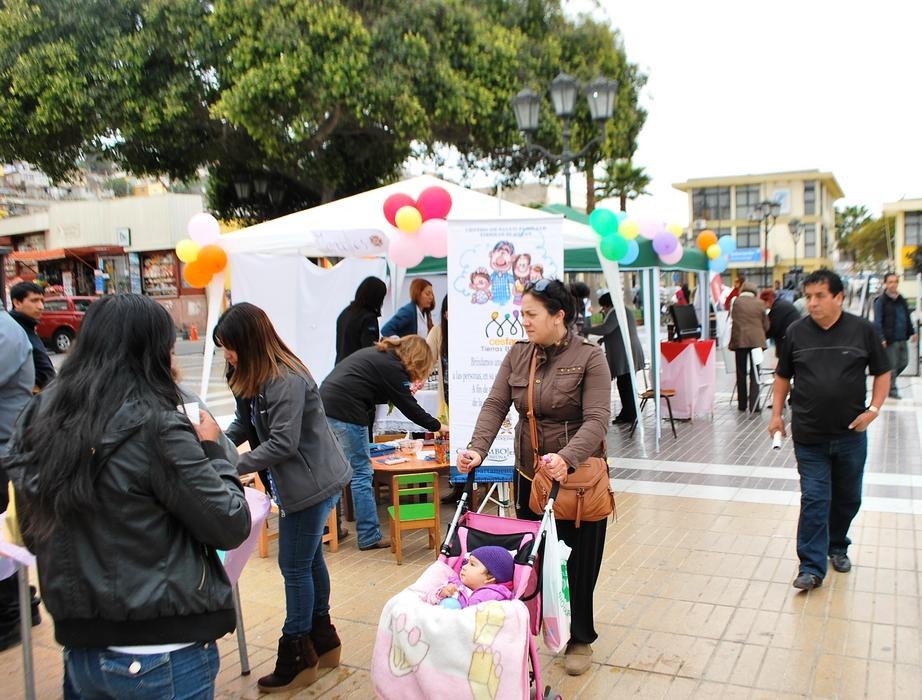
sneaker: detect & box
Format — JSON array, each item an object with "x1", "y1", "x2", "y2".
[
  {"x1": 792, "y1": 572, "x2": 822, "y2": 590},
  {"x1": 829, "y1": 553, "x2": 852, "y2": 573}
]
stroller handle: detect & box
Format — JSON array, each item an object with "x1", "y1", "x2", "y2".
[{"x1": 438, "y1": 468, "x2": 480, "y2": 556}]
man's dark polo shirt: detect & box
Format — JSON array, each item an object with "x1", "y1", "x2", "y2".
[{"x1": 777, "y1": 311, "x2": 890, "y2": 444}]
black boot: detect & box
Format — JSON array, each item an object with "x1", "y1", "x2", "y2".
[
  {"x1": 0, "y1": 575, "x2": 40, "y2": 652},
  {"x1": 310, "y1": 614, "x2": 342, "y2": 668},
  {"x1": 257, "y1": 634, "x2": 319, "y2": 692}
]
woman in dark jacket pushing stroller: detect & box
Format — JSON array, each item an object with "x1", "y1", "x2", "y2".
[
  {"x1": 4, "y1": 294, "x2": 251, "y2": 698},
  {"x1": 458, "y1": 278, "x2": 611, "y2": 676}
]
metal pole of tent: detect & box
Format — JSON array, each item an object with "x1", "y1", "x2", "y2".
[
  {"x1": 698, "y1": 271, "x2": 709, "y2": 339},
  {"x1": 18, "y1": 563, "x2": 35, "y2": 700},
  {"x1": 233, "y1": 583, "x2": 250, "y2": 675},
  {"x1": 651, "y1": 268, "x2": 662, "y2": 450}
]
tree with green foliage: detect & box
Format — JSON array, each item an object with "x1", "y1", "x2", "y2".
[
  {"x1": 834, "y1": 204, "x2": 871, "y2": 261},
  {"x1": 594, "y1": 158, "x2": 650, "y2": 212},
  {"x1": 0, "y1": 0, "x2": 646, "y2": 221},
  {"x1": 840, "y1": 216, "x2": 895, "y2": 266}
]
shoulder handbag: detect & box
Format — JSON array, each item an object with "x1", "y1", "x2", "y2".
[{"x1": 525, "y1": 348, "x2": 615, "y2": 527}]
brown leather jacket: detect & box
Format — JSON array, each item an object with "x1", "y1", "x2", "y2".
[{"x1": 468, "y1": 330, "x2": 612, "y2": 477}]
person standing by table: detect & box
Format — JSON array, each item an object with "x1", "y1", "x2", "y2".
[
  {"x1": 5, "y1": 294, "x2": 251, "y2": 698},
  {"x1": 335, "y1": 276, "x2": 388, "y2": 365},
  {"x1": 584, "y1": 291, "x2": 644, "y2": 425},
  {"x1": 381, "y1": 278, "x2": 436, "y2": 338},
  {"x1": 321, "y1": 336, "x2": 444, "y2": 550},
  {"x1": 215, "y1": 302, "x2": 352, "y2": 692},
  {"x1": 873, "y1": 272, "x2": 916, "y2": 399},
  {"x1": 729, "y1": 281, "x2": 769, "y2": 412},
  {"x1": 768, "y1": 269, "x2": 891, "y2": 591},
  {"x1": 457, "y1": 278, "x2": 611, "y2": 676}
]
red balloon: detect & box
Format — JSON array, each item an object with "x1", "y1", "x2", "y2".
[
  {"x1": 416, "y1": 186, "x2": 452, "y2": 221},
  {"x1": 383, "y1": 193, "x2": 416, "y2": 226}
]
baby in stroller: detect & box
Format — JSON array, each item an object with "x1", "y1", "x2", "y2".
[{"x1": 425, "y1": 546, "x2": 514, "y2": 608}]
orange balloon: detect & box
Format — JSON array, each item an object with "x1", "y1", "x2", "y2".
[
  {"x1": 183, "y1": 260, "x2": 213, "y2": 288},
  {"x1": 697, "y1": 229, "x2": 718, "y2": 252},
  {"x1": 197, "y1": 244, "x2": 227, "y2": 273}
]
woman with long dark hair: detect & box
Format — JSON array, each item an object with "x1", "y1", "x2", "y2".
[
  {"x1": 458, "y1": 279, "x2": 611, "y2": 676},
  {"x1": 4, "y1": 294, "x2": 251, "y2": 698},
  {"x1": 215, "y1": 302, "x2": 352, "y2": 693},
  {"x1": 335, "y1": 276, "x2": 388, "y2": 364}
]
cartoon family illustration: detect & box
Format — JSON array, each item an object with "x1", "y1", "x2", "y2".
[{"x1": 469, "y1": 240, "x2": 544, "y2": 306}]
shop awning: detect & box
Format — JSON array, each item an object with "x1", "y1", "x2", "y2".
[{"x1": 9, "y1": 246, "x2": 124, "y2": 262}]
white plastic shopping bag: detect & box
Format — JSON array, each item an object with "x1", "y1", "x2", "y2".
[{"x1": 541, "y1": 516, "x2": 572, "y2": 653}]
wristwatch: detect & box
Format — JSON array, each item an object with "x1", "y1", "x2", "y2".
[{"x1": 867, "y1": 405, "x2": 879, "y2": 414}]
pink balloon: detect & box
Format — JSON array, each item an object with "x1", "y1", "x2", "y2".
[
  {"x1": 388, "y1": 232, "x2": 425, "y2": 268},
  {"x1": 416, "y1": 186, "x2": 452, "y2": 221},
  {"x1": 383, "y1": 193, "x2": 416, "y2": 227},
  {"x1": 187, "y1": 213, "x2": 220, "y2": 245},
  {"x1": 659, "y1": 246, "x2": 684, "y2": 266},
  {"x1": 417, "y1": 218, "x2": 448, "y2": 258},
  {"x1": 638, "y1": 218, "x2": 665, "y2": 241}
]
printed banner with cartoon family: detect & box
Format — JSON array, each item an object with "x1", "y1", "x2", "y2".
[{"x1": 447, "y1": 218, "x2": 564, "y2": 467}]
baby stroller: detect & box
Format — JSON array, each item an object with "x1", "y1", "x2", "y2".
[{"x1": 371, "y1": 470, "x2": 563, "y2": 700}]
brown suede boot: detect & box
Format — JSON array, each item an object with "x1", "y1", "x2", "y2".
[
  {"x1": 257, "y1": 634, "x2": 319, "y2": 692},
  {"x1": 310, "y1": 614, "x2": 342, "y2": 668}
]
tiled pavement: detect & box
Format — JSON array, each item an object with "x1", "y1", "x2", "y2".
[{"x1": 4, "y1": 355, "x2": 922, "y2": 698}]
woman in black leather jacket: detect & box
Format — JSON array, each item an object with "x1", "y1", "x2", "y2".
[
  {"x1": 215, "y1": 302, "x2": 352, "y2": 693},
  {"x1": 4, "y1": 294, "x2": 251, "y2": 699}
]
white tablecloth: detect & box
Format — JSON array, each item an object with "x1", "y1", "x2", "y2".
[
  {"x1": 373, "y1": 389, "x2": 440, "y2": 434},
  {"x1": 659, "y1": 340, "x2": 716, "y2": 420}
]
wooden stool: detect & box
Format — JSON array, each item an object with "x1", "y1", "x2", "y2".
[{"x1": 245, "y1": 475, "x2": 339, "y2": 555}]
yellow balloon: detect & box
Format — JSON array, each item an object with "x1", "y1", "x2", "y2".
[
  {"x1": 176, "y1": 238, "x2": 200, "y2": 263},
  {"x1": 666, "y1": 223, "x2": 683, "y2": 237},
  {"x1": 706, "y1": 243, "x2": 722, "y2": 260},
  {"x1": 394, "y1": 205, "x2": 423, "y2": 234},
  {"x1": 619, "y1": 220, "x2": 640, "y2": 239}
]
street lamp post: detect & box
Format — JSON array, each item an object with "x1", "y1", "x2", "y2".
[
  {"x1": 787, "y1": 218, "x2": 803, "y2": 288},
  {"x1": 751, "y1": 200, "x2": 781, "y2": 288},
  {"x1": 511, "y1": 73, "x2": 618, "y2": 208}
]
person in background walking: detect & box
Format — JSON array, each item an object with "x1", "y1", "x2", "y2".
[
  {"x1": 729, "y1": 282, "x2": 769, "y2": 412},
  {"x1": 381, "y1": 278, "x2": 436, "y2": 338},
  {"x1": 335, "y1": 276, "x2": 387, "y2": 365},
  {"x1": 873, "y1": 272, "x2": 916, "y2": 399},
  {"x1": 724, "y1": 274, "x2": 746, "y2": 310},
  {"x1": 768, "y1": 269, "x2": 890, "y2": 590},
  {"x1": 569, "y1": 280, "x2": 591, "y2": 335},
  {"x1": 760, "y1": 289, "x2": 802, "y2": 363},
  {"x1": 9, "y1": 281, "x2": 55, "y2": 390},
  {"x1": 5, "y1": 294, "x2": 251, "y2": 698},
  {"x1": 215, "y1": 302, "x2": 352, "y2": 692},
  {"x1": 585, "y1": 291, "x2": 644, "y2": 425}
]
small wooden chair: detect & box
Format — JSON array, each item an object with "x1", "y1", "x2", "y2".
[
  {"x1": 630, "y1": 366, "x2": 678, "y2": 439},
  {"x1": 387, "y1": 472, "x2": 440, "y2": 565},
  {"x1": 247, "y1": 475, "x2": 339, "y2": 555}
]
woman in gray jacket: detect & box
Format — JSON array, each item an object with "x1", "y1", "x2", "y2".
[{"x1": 215, "y1": 303, "x2": 352, "y2": 693}]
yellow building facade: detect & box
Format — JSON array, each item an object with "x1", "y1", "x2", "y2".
[
  {"x1": 673, "y1": 170, "x2": 843, "y2": 287},
  {"x1": 882, "y1": 198, "x2": 922, "y2": 295}
]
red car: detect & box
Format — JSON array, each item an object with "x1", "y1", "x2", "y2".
[{"x1": 37, "y1": 296, "x2": 97, "y2": 353}]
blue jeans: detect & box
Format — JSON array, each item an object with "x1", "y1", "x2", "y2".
[
  {"x1": 63, "y1": 642, "x2": 219, "y2": 699},
  {"x1": 327, "y1": 418, "x2": 381, "y2": 548},
  {"x1": 279, "y1": 493, "x2": 339, "y2": 636},
  {"x1": 793, "y1": 431, "x2": 867, "y2": 579}
]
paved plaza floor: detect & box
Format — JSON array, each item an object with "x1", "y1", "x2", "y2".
[{"x1": 4, "y1": 352, "x2": 921, "y2": 698}]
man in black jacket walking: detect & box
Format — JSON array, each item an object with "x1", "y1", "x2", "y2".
[
  {"x1": 873, "y1": 273, "x2": 916, "y2": 399},
  {"x1": 10, "y1": 281, "x2": 55, "y2": 390}
]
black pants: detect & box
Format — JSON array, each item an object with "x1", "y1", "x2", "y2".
[
  {"x1": 514, "y1": 471, "x2": 606, "y2": 644},
  {"x1": 734, "y1": 348, "x2": 759, "y2": 411},
  {"x1": 615, "y1": 373, "x2": 636, "y2": 420}
]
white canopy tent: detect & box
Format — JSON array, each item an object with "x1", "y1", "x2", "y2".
[{"x1": 200, "y1": 175, "x2": 641, "y2": 438}]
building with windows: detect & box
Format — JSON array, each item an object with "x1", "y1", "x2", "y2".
[
  {"x1": 883, "y1": 198, "x2": 922, "y2": 295},
  {"x1": 673, "y1": 170, "x2": 843, "y2": 288}
]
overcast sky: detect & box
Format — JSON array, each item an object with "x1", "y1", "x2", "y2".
[{"x1": 561, "y1": 0, "x2": 922, "y2": 224}]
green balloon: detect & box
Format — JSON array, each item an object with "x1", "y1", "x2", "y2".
[
  {"x1": 589, "y1": 208, "x2": 618, "y2": 237},
  {"x1": 600, "y1": 233, "x2": 629, "y2": 261}
]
